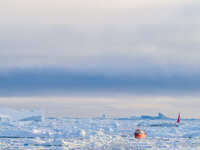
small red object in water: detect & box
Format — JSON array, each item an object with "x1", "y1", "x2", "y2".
[{"x1": 134, "y1": 129, "x2": 147, "y2": 139}]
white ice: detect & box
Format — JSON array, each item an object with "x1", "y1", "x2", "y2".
[{"x1": 0, "y1": 109, "x2": 199, "y2": 149}]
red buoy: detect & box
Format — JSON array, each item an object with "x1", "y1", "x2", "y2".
[{"x1": 134, "y1": 129, "x2": 147, "y2": 139}]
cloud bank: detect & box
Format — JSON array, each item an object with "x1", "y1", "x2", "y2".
[
  {"x1": 0, "y1": 0, "x2": 199, "y2": 96},
  {"x1": 0, "y1": 68, "x2": 199, "y2": 96}
]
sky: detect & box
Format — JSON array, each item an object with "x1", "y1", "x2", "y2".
[{"x1": 0, "y1": 0, "x2": 200, "y2": 117}]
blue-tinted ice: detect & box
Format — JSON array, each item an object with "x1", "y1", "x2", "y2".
[{"x1": 0, "y1": 109, "x2": 199, "y2": 150}]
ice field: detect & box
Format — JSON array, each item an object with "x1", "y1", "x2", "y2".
[{"x1": 0, "y1": 109, "x2": 200, "y2": 150}]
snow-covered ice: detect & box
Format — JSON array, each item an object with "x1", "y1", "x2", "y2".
[{"x1": 0, "y1": 109, "x2": 199, "y2": 149}]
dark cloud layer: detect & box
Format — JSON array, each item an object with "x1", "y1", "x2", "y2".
[{"x1": 0, "y1": 68, "x2": 199, "y2": 96}]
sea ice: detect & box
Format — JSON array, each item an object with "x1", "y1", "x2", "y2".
[{"x1": 0, "y1": 110, "x2": 199, "y2": 149}]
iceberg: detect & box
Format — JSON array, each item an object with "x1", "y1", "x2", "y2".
[
  {"x1": 141, "y1": 112, "x2": 170, "y2": 120},
  {"x1": 0, "y1": 108, "x2": 44, "y2": 121},
  {"x1": 20, "y1": 115, "x2": 44, "y2": 122}
]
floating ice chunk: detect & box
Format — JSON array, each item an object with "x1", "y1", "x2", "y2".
[
  {"x1": 141, "y1": 112, "x2": 170, "y2": 120},
  {"x1": 80, "y1": 129, "x2": 86, "y2": 137},
  {"x1": 0, "y1": 108, "x2": 44, "y2": 121},
  {"x1": 32, "y1": 129, "x2": 43, "y2": 134},
  {"x1": 20, "y1": 115, "x2": 44, "y2": 122},
  {"x1": 0, "y1": 115, "x2": 10, "y2": 121},
  {"x1": 0, "y1": 129, "x2": 35, "y2": 138}
]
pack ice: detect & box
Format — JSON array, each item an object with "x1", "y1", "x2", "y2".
[{"x1": 0, "y1": 109, "x2": 199, "y2": 150}]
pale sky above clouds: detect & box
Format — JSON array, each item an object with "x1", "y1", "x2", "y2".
[
  {"x1": 0, "y1": 0, "x2": 199, "y2": 72},
  {"x1": 0, "y1": 0, "x2": 200, "y2": 117}
]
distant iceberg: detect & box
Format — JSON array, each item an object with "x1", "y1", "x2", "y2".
[
  {"x1": 116, "y1": 113, "x2": 170, "y2": 120},
  {"x1": 20, "y1": 115, "x2": 44, "y2": 122},
  {"x1": 0, "y1": 108, "x2": 44, "y2": 121},
  {"x1": 141, "y1": 113, "x2": 170, "y2": 120}
]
